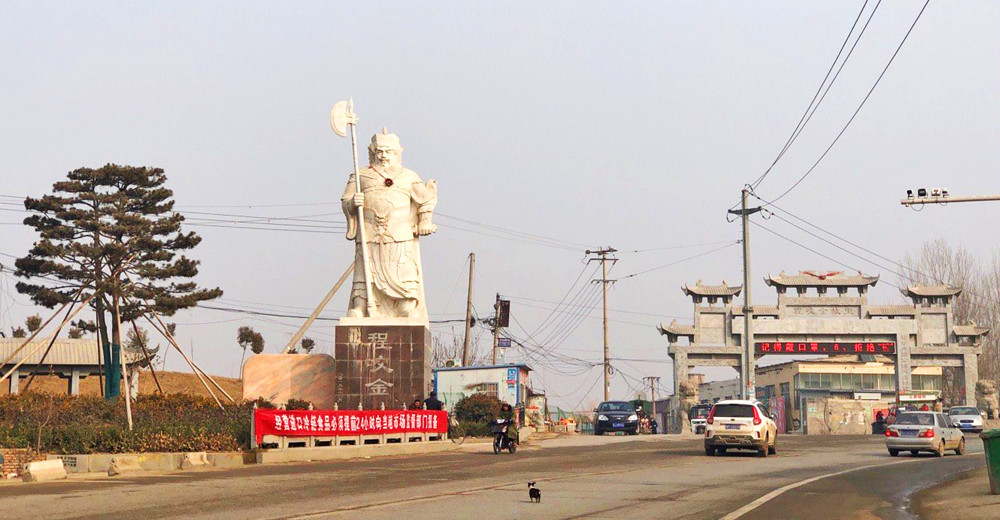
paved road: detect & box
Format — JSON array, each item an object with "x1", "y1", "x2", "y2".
[{"x1": 0, "y1": 434, "x2": 985, "y2": 519}]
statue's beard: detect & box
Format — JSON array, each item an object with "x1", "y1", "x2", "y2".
[{"x1": 374, "y1": 160, "x2": 401, "y2": 174}]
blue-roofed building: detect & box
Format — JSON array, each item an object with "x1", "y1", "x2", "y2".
[{"x1": 432, "y1": 363, "x2": 532, "y2": 412}]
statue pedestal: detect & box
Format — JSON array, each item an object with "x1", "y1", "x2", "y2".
[{"x1": 334, "y1": 322, "x2": 431, "y2": 411}]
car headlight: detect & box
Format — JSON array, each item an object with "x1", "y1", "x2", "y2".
[
  {"x1": 628, "y1": 414, "x2": 638, "y2": 421},
  {"x1": 598, "y1": 414, "x2": 609, "y2": 421}
]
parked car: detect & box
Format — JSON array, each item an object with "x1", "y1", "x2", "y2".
[
  {"x1": 703, "y1": 400, "x2": 778, "y2": 457},
  {"x1": 885, "y1": 411, "x2": 965, "y2": 457},
  {"x1": 690, "y1": 404, "x2": 712, "y2": 434},
  {"x1": 947, "y1": 406, "x2": 986, "y2": 433},
  {"x1": 593, "y1": 401, "x2": 638, "y2": 435}
]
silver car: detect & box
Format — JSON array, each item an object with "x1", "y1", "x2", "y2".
[
  {"x1": 947, "y1": 406, "x2": 986, "y2": 433},
  {"x1": 885, "y1": 412, "x2": 966, "y2": 457}
]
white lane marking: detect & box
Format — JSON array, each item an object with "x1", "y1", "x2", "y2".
[{"x1": 719, "y1": 459, "x2": 917, "y2": 520}]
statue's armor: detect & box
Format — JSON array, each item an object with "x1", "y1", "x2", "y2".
[{"x1": 341, "y1": 165, "x2": 436, "y2": 319}]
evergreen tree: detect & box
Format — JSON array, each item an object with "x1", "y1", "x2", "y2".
[
  {"x1": 250, "y1": 331, "x2": 265, "y2": 354},
  {"x1": 237, "y1": 326, "x2": 254, "y2": 377},
  {"x1": 14, "y1": 164, "x2": 221, "y2": 397},
  {"x1": 300, "y1": 337, "x2": 316, "y2": 354},
  {"x1": 25, "y1": 314, "x2": 42, "y2": 333}
]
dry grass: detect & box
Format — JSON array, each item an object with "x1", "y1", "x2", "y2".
[{"x1": 1, "y1": 370, "x2": 243, "y2": 400}]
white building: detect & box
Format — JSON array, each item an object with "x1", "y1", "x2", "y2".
[{"x1": 432, "y1": 364, "x2": 532, "y2": 412}]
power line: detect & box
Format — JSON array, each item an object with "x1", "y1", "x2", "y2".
[
  {"x1": 767, "y1": 0, "x2": 932, "y2": 204},
  {"x1": 750, "y1": 221, "x2": 901, "y2": 290},
  {"x1": 435, "y1": 212, "x2": 594, "y2": 250},
  {"x1": 505, "y1": 294, "x2": 690, "y2": 320},
  {"x1": 750, "y1": 201, "x2": 1000, "y2": 308},
  {"x1": 618, "y1": 240, "x2": 740, "y2": 254},
  {"x1": 617, "y1": 241, "x2": 741, "y2": 280},
  {"x1": 750, "y1": 0, "x2": 875, "y2": 190}
]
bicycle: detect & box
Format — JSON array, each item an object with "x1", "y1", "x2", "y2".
[{"x1": 448, "y1": 415, "x2": 468, "y2": 445}]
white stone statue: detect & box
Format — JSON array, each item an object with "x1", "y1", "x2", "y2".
[{"x1": 341, "y1": 129, "x2": 438, "y2": 320}]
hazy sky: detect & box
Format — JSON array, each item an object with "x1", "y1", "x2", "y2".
[{"x1": 2, "y1": 2, "x2": 998, "y2": 409}]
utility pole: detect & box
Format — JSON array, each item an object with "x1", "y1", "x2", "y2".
[
  {"x1": 462, "y1": 253, "x2": 475, "y2": 366},
  {"x1": 491, "y1": 292, "x2": 500, "y2": 365},
  {"x1": 588, "y1": 247, "x2": 617, "y2": 402},
  {"x1": 897, "y1": 187, "x2": 1000, "y2": 410},
  {"x1": 644, "y1": 376, "x2": 661, "y2": 431},
  {"x1": 728, "y1": 189, "x2": 761, "y2": 400}
]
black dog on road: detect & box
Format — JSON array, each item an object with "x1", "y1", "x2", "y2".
[{"x1": 528, "y1": 481, "x2": 541, "y2": 503}]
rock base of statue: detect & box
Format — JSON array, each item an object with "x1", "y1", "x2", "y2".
[{"x1": 334, "y1": 319, "x2": 432, "y2": 411}]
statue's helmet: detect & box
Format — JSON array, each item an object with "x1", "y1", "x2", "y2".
[{"x1": 369, "y1": 127, "x2": 402, "y2": 153}]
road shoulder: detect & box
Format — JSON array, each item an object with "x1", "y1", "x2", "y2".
[{"x1": 913, "y1": 467, "x2": 1000, "y2": 520}]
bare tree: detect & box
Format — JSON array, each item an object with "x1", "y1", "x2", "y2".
[
  {"x1": 431, "y1": 329, "x2": 488, "y2": 367},
  {"x1": 900, "y1": 239, "x2": 1000, "y2": 381}
]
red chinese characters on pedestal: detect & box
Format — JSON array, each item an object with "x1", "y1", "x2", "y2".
[{"x1": 254, "y1": 409, "x2": 448, "y2": 444}]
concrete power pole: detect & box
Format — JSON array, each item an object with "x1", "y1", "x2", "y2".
[
  {"x1": 462, "y1": 253, "x2": 475, "y2": 366},
  {"x1": 491, "y1": 292, "x2": 500, "y2": 365},
  {"x1": 588, "y1": 247, "x2": 617, "y2": 402},
  {"x1": 729, "y1": 189, "x2": 761, "y2": 400},
  {"x1": 644, "y1": 376, "x2": 661, "y2": 429}
]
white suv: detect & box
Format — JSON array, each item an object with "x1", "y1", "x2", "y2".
[{"x1": 704, "y1": 400, "x2": 778, "y2": 457}]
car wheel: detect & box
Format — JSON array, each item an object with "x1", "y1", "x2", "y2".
[
  {"x1": 888, "y1": 449, "x2": 899, "y2": 457},
  {"x1": 705, "y1": 446, "x2": 715, "y2": 456},
  {"x1": 935, "y1": 441, "x2": 946, "y2": 458},
  {"x1": 910, "y1": 450, "x2": 919, "y2": 456},
  {"x1": 955, "y1": 438, "x2": 965, "y2": 456},
  {"x1": 718, "y1": 448, "x2": 727, "y2": 455},
  {"x1": 758, "y1": 435, "x2": 769, "y2": 458},
  {"x1": 768, "y1": 436, "x2": 777, "y2": 455},
  {"x1": 594, "y1": 429, "x2": 602, "y2": 436}
]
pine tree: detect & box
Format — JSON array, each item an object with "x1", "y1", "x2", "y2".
[
  {"x1": 25, "y1": 314, "x2": 42, "y2": 333},
  {"x1": 14, "y1": 164, "x2": 222, "y2": 397}
]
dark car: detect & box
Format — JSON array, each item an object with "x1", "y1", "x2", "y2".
[
  {"x1": 594, "y1": 401, "x2": 638, "y2": 435},
  {"x1": 690, "y1": 404, "x2": 713, "y2": 434}
]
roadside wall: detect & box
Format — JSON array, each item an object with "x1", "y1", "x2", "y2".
[
  {"x1": 1, "y1": 448, "x2": 45, "y2": 477},
  {"x1": 804, "y1": 398, "x2": 884, "y2": 435}
]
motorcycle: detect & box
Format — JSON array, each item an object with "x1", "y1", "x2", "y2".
[{"x1": 492, "y1": 418, "x2": 517, "y2": 454}]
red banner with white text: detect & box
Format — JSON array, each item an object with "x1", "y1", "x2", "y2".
[{"x1": 254, "y1": 409, "x2": 448, "y2": 444}]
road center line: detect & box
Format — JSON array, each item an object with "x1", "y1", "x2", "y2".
[{"x1": 719, "y1": 458, "x2": 918, "y2": 520}]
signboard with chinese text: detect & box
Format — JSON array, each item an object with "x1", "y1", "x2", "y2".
[
  {"x1": 755, "y1": 341, "x2": 896, "y2": 355},
  {"x1": 334, "y1": 325, "x2": 431, "y2": 410},
  {"x1": 254, "y1": 409, "x2": 447, "y2": 445}
]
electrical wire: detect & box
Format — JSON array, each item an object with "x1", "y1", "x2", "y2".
[
  {"x1": 766, "y1": 0, "x2": 932, "y2": 204},
  {"x1": 750, "y1": 0, "x2": 875, "y2": 190},
  {"x1": 617, "y1": 241, "x2": 741, "y2": 280}
]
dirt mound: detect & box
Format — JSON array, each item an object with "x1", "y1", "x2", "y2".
[{"x1": 3, "y1": 370, "x2": 243, "y2": 400}]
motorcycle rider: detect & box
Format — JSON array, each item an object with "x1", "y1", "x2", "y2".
[{"x1": 499, "y1": 401, "x2": 519, "y2": 445}]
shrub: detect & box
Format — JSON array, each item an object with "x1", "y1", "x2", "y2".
[
  {"x1": 285, "y1": 398, "x2": 312, "y2": 410},
  {"x1": 451, "y1": 393, "x2": 503, "y2": 436},
  {"x1": 0, "y1": 393, "x2": 260, "y2": 454},
  {"x1": 454, "y1": 393, "x2": 502, "y2": 423}
]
